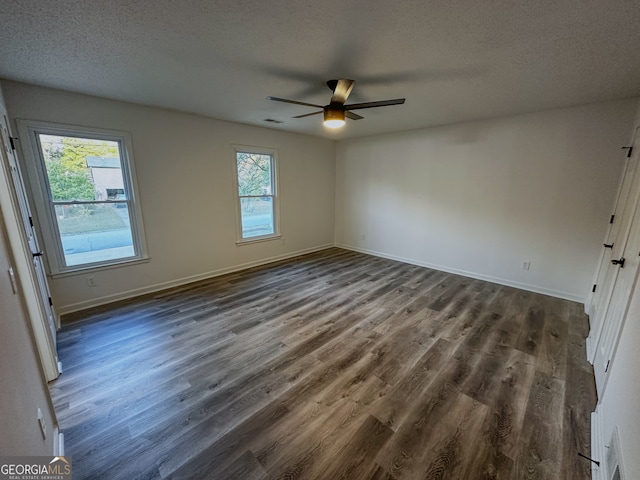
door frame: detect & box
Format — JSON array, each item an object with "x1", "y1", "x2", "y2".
[
  {"x1": 0, "y1": 108, "x2": 59, "y2": 381},
  {"x1": 592, "y1": 194, "x2": 640, "y2": 398},
  {"x1": 586, "y1": 127, "x2": 640, "y2": 362}
]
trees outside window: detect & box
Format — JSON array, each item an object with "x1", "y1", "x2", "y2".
[
  {"x1": 234, "y1": 147, "x2": 279, "y2": 242},
  {"x1": 18, "y1": 121, "x2": 147, "y2": 272}
]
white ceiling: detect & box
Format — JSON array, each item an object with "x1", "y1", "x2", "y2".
[{"x1": 1, "y1": 0, "x2": 640, "y2": 139}]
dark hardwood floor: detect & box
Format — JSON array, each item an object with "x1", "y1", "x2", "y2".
[{"x1": 51, "y1": 248, "x2": 596, "y2": 479}]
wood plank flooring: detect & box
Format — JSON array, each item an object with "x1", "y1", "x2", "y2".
[{"x1": 51, "y1": 248, "x2": 597, "y2": 480}]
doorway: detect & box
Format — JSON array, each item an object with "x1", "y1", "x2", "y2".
[{"x1": 0, "y1": 109, "x2": 59, "y2": 380}]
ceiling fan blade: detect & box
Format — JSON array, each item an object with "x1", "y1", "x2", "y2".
[
  {"x1": 267, "y1": 96, "x2": 324, "y2": 109},
  {"x1": 330, "y1": 79, "x2": 355, "y2": 104},
  {"x1": 292, "y1": 110, "x2": 323, "y2": 119},
  {"x1": 345, "y1": 111, "x2": 364, "y2": 120},
  {"x1": 344, "y1": 98, "x2": 406, "y2": 110}
]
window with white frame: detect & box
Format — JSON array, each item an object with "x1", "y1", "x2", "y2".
[
  {"x1": 233, "y1": 146, "x2": 279, "y2": 242},
  {"x1": 18, "y1": 121, "x2": 147, "y2": 273}
]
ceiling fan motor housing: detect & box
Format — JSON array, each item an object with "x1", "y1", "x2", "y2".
[{"x1": 324, "y1": 102, "x2": 346, "y2": 122}]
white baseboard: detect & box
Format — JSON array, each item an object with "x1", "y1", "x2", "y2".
[
  {"x1": 57, "y1": 244, "x2": 334, "y2": 316},
  {"x1": 585, "y1": 293, "x2": 595, "y2": 316},
  {"x1": 58, "y1": 241, "x2": 586, "y2": 316},
  {"x1": 335, "y1": 243, "x2": 585, "y2": 303},
  {"x1": 53, "y1": 427, "x2": 64, "y2": 456},
  {"x1": 586, "y1": 335, "x2": 596, "y2": 364},
  {"x1": 591, "y1": 408, "x2": 604, "y2": 480}
]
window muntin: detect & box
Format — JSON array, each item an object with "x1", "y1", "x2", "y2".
[
  {"x1": 20, "y1": 122, "x2": 147, "y2": 273},
  {"x1": 234, "y1": 148, "x2": 279, "y2": 241}
]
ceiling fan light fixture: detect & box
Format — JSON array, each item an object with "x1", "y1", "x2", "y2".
[
  {"x1": 323, "y1": 106, "x2": 345, "y2": 129},
  {"x1": 267, "y1": 79, "x2": 405, "y2": 130}
]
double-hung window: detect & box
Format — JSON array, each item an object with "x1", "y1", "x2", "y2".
[
  {"x1": 233, "y1": 146, "x2": 279, "y2": 242},
  {"x1": 18, "y1": 121, "x2": 147, "y2": 273}
]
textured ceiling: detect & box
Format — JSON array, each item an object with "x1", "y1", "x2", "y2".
[{"x1": 1, "y1": 0, "x2": 640, "y2": 139}]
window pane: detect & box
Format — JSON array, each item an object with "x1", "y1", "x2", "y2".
[
  {"x1": 37, "y1": 134, "x2": 126, "y2": 202},
  {"x1": 236, "y1": 153, "x2": 272, "y2": 196},
  {"x1": 55, "y1": 203, "x2": 135, "y2": 266},
  {"x1": 240, "y1": 197, "x2": 274, "y2": 238}
]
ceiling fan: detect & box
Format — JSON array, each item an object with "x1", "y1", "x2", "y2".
[{"x1": 267, "y1": 79, "x2": 405, "y2": 129}]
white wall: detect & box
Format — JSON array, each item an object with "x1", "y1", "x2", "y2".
[
  {"x1": 0, "y1": 82, "x2": 58, "y2": 456},
  {"x1": 335, "y1": 99, "x2": 638, "y2": 301},
  {"x1": 0, "y1": 213, "x2": 58, "y2": 455},
  {"x1": 1, "y1": 80, "x2": 336, "y2": 314}
]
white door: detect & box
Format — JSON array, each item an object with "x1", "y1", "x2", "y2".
[
  {"x1": 587, "y1": 128, "x2": 640, "y2": 362},
  {"x1": 0, "y1": 111, "x2": 59, "y2": 377},
  {"x1": 593, "y1": 194, "x2": 640, "y2": 397}
]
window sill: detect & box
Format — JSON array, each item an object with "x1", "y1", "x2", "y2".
[
  {"x1": 236, "y1": 235, "x2": 282, "y2": 246},
  {"x1": 49, "y1": 256, "x2": 151, "y2": 279}
]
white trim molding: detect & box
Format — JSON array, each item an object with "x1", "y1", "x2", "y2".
[
  {"x1": 57, "y1": 243, "x2": 334, "y2": 316},
  {"x1": 335, "y1": 243, "x2": 585, "y2": 303},
  {"x1": 591, "y1": 408, "x2": 605, "y2": 480}
]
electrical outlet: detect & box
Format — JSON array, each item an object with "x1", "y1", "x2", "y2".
[
  {"x1": 86, "y1": 276, "x2": 96, "y2": 287},
  {"x1": 521, "y1": 261, "x2": 531, "y2": 270},
  {"x1": 37, "y1": 408, "x2": 46, "y2": 438}
]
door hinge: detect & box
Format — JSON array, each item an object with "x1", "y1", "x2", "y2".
[
  {"x1": 48, "y1": 296, "x2": 53, "y2": 306},
  {"x1": 603, "y1": 243, "x2": 614, "y2": 249},
  {"x1": 9, "y1": 137, "x2": 16, "y2": 150},
  {"x1": 29, "y1": 216, "x2": 34, "y2": 228},
  {"x1": 622, "y1": 145, "x2": 634, "y2": 157},
  {"x1": 605, "y1": 359, "x2": 610, "y2": 373},
  {"x1": 610, "y1": 214, "x2": 615, "y2": 224},
  {"x1": 592, "y1": 284, "x2": 597, "y2": 293},
  {"x1": 611, "y1": 257, "x2": 625, "y2": 268}
]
